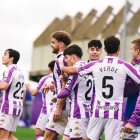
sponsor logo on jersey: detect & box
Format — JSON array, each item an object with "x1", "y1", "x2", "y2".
[
  {"x1": 50, "y1": 125, "x2": 55, "y2": 128},
  {"x1": 96, "y1": 104, "x2": 119, "y2": 111},
  {"x1": 75, "y1": 127, "x2": 79, "y2": 130},
  {"x1": 75, "y1": 121, "x2": 79, "y2": 124},
  {"x1": 3, "y1": 77, "x2": 7, "y2": 81},
  {"x1": 74, "y1": 133, "x2": 80, "y2": 136},
  {"x1": 18, "y1": 74, "x2": 24, "y2": 80},
  {"x1": 69, "y1": 128, "x2": 72, "y2": 132},
  {"x1": 66, "y1": 79, "x2": 72, "y2": 85}
]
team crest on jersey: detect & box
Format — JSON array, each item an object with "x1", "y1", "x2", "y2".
[
  {"x1": 66, "y1": 79, "x2": 72, "y2": 85},
  {"x1": 3, "y1": 77, "x2": 7, "y2": 81},
  {"x1": 74, "y1": 133, "x2": 80, "y2": 136}
]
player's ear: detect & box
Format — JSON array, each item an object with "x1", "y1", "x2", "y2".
[
  {"x1": 10, "y1": 57, "x2": 14, "y2": 62},
  {"x1": 104, "y1": 47, "x2": 107, "y2": 52},
  {"x1": 136, "y1": 49, "x2": 140, "y2": 55},
  {"x1": 118, "y1": 46, "x2": 120, "y2": 52},
  {"x1": 87, "y1": 50, "x2": 89, "y2": 54}
]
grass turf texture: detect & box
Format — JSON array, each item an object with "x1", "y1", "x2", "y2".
[{"x1": 14, "y1": 127, "x2": 124, "y2": 140}]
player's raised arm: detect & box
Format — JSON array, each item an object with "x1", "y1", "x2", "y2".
[
  {"x1": 61, "y1": 66, "x2": 78, "y2": 75},
  {"x1": 26, "y1": 82, "x2": 38, "y2": 96}
]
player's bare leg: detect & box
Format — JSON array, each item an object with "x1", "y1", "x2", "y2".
[
  {"x1": 8, "y1": 132, "x2": 18, "y2": 140},
  {"x1": 35, "y1": 129, "x2": 44, "y2": 140},
  {"x1": 62, "y1": 135, "x2": 70, "y2": 140},
  {"x1": 0, "y1": 129, "x2": 9, "y2": 140},
  {"x1": 43, "y1": 129, "x2": 59, "y2": 140}
]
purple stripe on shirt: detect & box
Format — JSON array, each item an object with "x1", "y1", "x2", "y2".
[
  {"x1": 73, "y1": 84, "x2": 81, "y2": 119},
  {"x1": 83, "y1": 104, "x2": 89, "y2": 118},
  {"x1": 4, "y1": 67, "x2": 16, "y2": 85},
  {"x1": 104, "y1": 102, "x2": 110, "y2": 118},
  {"x1": 2, "y1": 84, "x2": 11, "y2": 114},
  {"x1": 108, "y1": 58, "x2": 113, "y2": 63},
  {"x1": 91, "y1": 91, "x2": 95, "y2": 116},
  {"x1": 13, "y1": 101, "x2": 17, "y2": 115},
  {"x1": 95, "y1": 100, "x2": 100, "y2": 117},
  {"x1": 69, "y1": 96, "x2": 72, "y2": 118},
  {"x1": 98, "y1": 59, "x2": 104, "y2": 63},
  {"x1": 53, "y1": 72, "x2": 57, "y2": 94},
  {"x1": 63, "y1": 57, "x2": 67, "y2": 66},
  {"x1": 18, "y1": 102, "x2": 21, "y2": 115},
  {"x1": 114, "y1": 102, "x2": 119, "y2": 119},
  {"x1": 42, "y1": 93, "x2": 47, "y2": 114},
  {"x1": 36, "y1": 76, "x2": 52, "y2": 92}
]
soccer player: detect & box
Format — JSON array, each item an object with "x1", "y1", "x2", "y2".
[
  {"x1": 123, "y1": 38, "x2": 140, "y2": 140},
  {"x1": 43, "y1": 31, "x2": 72, "y2": 140},
  {"x1": 26, "y1": 60, "x2": 56, "y2": 140},
  {"x1": 0, "y1": 49, "x2": 26, "y2": 140},
  {"x1": 61, "y1": 36, "x2": 140, "y2": 140},
  {"x1": 87, "y1": 39, "x2": 102, "y2": 62},
  {"x1": 52, "y1": 44, "x2": 93, "y2": 140}
]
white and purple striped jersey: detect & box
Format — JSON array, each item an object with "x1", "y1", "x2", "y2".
[
  {"x1": 78, "y1": 56, "x2": 140, "y2": 121},
  {"x1": 57, "y1": 60, "x2": 93, "y2": 119},
  {"x1": 0, "y1": 64, "x2": 26, "y2": 116},
  {"x1": 36, "y1": 73, "x2": 55, "y2": 114},
  {"x1": 53, "y1": 52, "x2": 69, "y2": 111}
]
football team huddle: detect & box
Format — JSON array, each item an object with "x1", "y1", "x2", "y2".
[{"x1": 0, "y1": 30, "x2": 140, "y2": 140}]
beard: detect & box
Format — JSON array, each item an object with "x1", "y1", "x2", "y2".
[{"x1": 52, "y1": 47, "x2": 59, "y2": 54}]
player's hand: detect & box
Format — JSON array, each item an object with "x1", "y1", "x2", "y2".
[
  {"x1": 49, "y1": 82, "x2": 55, "y2": 92},
  {"x1": 41, "y1": 84, "x2": 50, "y2": 94},
  {"x1": 124, "y1": 123, "x2": 134, "y2": 133},
  {"x1": 25, "y1": 82, "x2": 31, "y2": 90},
  {"x1": 51, "y1": 95, "x2": 57, "y2": 103},
  {"x1": 131, "y1": 59, "x2": 136, "y2": 66},
  {"x1": 53, "y1": 108, "x2": 62, "y2": 122}
]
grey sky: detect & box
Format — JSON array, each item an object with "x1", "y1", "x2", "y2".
[{"x1": 0, "y1": 0, "x2": 139, "y2": 80}]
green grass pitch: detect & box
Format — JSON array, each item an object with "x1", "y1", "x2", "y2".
[{"x1": 13, "y1": 127, "x2": 124, "y2": 140}]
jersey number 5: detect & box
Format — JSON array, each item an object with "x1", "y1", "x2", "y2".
[{"x1": 102, "y1": 76, "x2": 113, "y2": 99}]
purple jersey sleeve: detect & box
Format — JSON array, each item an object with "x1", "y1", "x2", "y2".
[
  {"x1": 124, "y1": 75, "x2": 140, "y2": 96},
  {"x1": 57, "y1": 88, "x2": 71, "y2": 98},
  {"x1": 2, "y1": 67, "x2": 16, "y2": 86},
  {"x1": 128, "y1": 93, "x2": 140, "y2": 127}
]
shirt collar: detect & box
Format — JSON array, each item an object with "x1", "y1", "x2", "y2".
[
  {"x1": 7, "y1": 64, "x2": 17, "y2": 68},
  {"x1": 105, "y1": 55, "x2": 118, "y2": 59},
  {"x1": 73, "y1": 60, "x2": 85, "y2": 65},
  {"x1": 134, "y1": 59, "x2": 140, "y2": 65},
  {"x1": 56, "y1": 52, "x2": 63, "y2": 58}
]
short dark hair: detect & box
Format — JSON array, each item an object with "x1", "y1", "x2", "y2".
[
  {"x1": 132, "y1": 38, "x2": 140, "y2": 50},
  {"x1": 63, "y1": 44, "x2": 83, "y2": 58},
  {"x1": 48, "y1": 60, "x2": 56, "y2": 72},
  {"x1": 6, "y1": 49, "x2": 20, "y2": 64},
  {"x1": 104, "y1": 36, "x2": 120, "y2": 54},
  {"x1": 50, "y1": 31, "x2": 72, "y2": 46},
  {"x1": 88, "y1": 39, "x2": 102, "y2": 49}
]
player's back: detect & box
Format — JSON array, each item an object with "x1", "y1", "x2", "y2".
[
  {"x1": 78, "y1": 56, "x2": 140, "y2": 120},
  {"x1": 1, "y1": 64, "x2": 26, "y2": 115},
  {"x1": 65, "y1": 60, "x2": 93, "y2": 119},
  {"x1": 36, "y1": 73, "x2": 55, "y2": 114}
]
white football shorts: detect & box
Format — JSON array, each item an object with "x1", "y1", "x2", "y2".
[
  {"x1": 0, "y1": 113, "x2": 20, "y2": 132},
  {"x1": 87, "y1": 117, "x2": 123, "y2": 140},
  {"x1": 36, "y1": 113, "x2": 50, "y2": 131},
  {"x1": 46, "y1": 110, "x2": 68, "y2": 135},
  {"x1": 64, "y1": 118, "x2": 89, "y2": 139}
]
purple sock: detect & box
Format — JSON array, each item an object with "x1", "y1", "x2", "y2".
[
  {"x1": 35, "y1": 135, "x2": 43, "y2": 140},
  {"x1": 55, "y1": 137, "x2": 59, "y2": 140}
]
